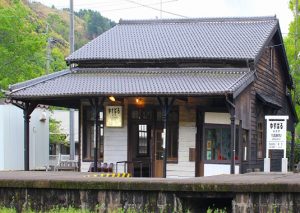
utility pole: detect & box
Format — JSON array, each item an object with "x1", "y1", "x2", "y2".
[
  {"x1": 69, "y1": 0, "x2": 75, "y2": 161},
  {"x1": 46, "y1": 24, "x2": 51, "y2": 75}
]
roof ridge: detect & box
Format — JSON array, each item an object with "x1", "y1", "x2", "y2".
[
  {"x1": 119, "y1": 16, "x2": 277, "y2": 25},
  {"x1": 74, "y1": 67, "x2": 250, "y2": 75}
]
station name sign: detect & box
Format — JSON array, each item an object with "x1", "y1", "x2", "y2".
[
  {"x1": 106, "y1": 106, "x2": 123, "y2": 127},
  {"x1": 265, "y1": 116, "x2": 288, "y2": 157}
]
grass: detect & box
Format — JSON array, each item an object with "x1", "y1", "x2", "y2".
[{"x1": 0, "y1": 206, "x2": 228, "y2": 213}]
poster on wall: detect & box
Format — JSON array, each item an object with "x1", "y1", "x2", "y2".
[{"x1": 106, "y1": 106, "x2": 123, "y2": 127}]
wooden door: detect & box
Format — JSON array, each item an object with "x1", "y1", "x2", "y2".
[{"x1": 152, "y1": 128, "x2": 164, "y2": 177}]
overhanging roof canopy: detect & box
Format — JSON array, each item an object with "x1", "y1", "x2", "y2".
[{"x1": 8, "y1": 68, "x2": 254, "y2": 100}]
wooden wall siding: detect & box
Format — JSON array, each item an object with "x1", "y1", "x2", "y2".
[
  {"x1": 103, "y1": 101, "x2": 128, "y2": 173},
  {"x1": 167, "y1": 105, "x2": 196, "y2": 178},
  {"x1": 235, "y1": 88, "x2": 251, "y2": 130},
  {"x1": 249, "y1": 38, "x2": 290, "y2": 170}
]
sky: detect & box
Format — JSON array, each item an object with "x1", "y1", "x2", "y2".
[{"x1": 33, "y1": 0, "x2": 293, "y2": 35}]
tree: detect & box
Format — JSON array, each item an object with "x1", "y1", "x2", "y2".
[
  {"x1": 0, "y1": 1, "x2": 47, "y2": 90},
  {"x1": 285, "y1": 0, "x2": 300, "y2": 165},
  {"x1": 49, "y1": 117, "x2": 68, "y2": 146}
]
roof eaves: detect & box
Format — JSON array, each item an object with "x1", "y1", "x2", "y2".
[
  {"x1": 8, "y1": 69, "x2": 71, "y2": 93},
  {"x1": 232, "y1": 71, "x2": 255, "y2": 99}
]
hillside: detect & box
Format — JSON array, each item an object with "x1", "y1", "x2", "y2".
[{"x1": 0, "y1": 0, "x2": 115, "y2": 92}]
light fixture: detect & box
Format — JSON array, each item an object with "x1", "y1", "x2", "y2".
[
  {"x1": 135, "y1": 98, "x2": 144, "y2": 106},
  {"x1": 39, "y1": 110, "x2": 47, "y2": 122},
  {"x1": 109, "y1": 96, "x2": 116, "y2": 102}
]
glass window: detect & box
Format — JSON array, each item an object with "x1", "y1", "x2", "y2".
[
  {"x1": 257, "y1": 122, "x2": 264, "y2": 159},
  {"x1": 138, "y1": 124, "x2": 148, "y2": 156},
  {"x1": 83, "y1": 106, "x2": 104, "y2": 161},
  {"x1": 242, "y1": 129, "x2": 249, "y2": 161},
  {"x1": 205, "y1": 126, "x2": 239, "y2": 161}
]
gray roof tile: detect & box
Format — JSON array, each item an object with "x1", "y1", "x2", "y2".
[
  {"x1": 8, "y1": 68, "x2": 253, "y2": 99},
  {"x1": 66, "y1": 17, "x2": 278, "y2": 62}
]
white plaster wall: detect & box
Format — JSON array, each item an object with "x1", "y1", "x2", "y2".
[
  {"x1": 205, "y1": 112, "x2": 230, "y2": 124},
  {"x1": 0, "y1": 105, "x2": 49, "y2": 170},
  {"x1": 103, "y1": 104, "x2": 128, "y2": 172},
  {"x1": 167, "y1": 106, "x2": 196, "y2": 178},
  {"x1": 50, "y1": 110, "x2": 79, "y2": 142},
  {"x1": 29, "y1": 108, "x2": 49, "y2": 170},
  {"x1": 204, "y1": 164, "x2": 239, "y2": 176},
  {"x1": 0, "y1": 105, "x2": 24, "y2": 170}
]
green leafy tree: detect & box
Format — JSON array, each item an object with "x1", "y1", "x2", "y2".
[
  {"x1": 285, "y1": 0, "x2": 300, "y2": 164},
  {"x1": 75, "y1": 9, "x2": 116, "y2": 40},
  {"x1": 49, "y1": 117, "x2": 68, "y2": 146},
  {"x1": 0, "y1": 1, "x2": 46, "y2": 90}
]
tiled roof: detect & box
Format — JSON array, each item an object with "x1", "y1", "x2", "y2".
[
  {"x1": 8, "y1": 68, "x2": 254, "y2": 99},
  {"x1": 66, "y1": 17, "x2": 278, "y2": 62}
]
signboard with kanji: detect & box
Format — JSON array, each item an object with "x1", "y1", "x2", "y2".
[
  {"x1": 106, "y1": 106, "x2": 123, "y2": 127},
  {"x1": 265, "y1": 115, "x2": 288, "y2": 158}
]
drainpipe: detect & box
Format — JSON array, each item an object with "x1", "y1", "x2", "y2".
[{"x1": 226, "y1": 95, "x2": 236, "y2": 174}]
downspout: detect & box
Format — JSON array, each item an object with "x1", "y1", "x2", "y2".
[{"x1": 226, "y1": 94, "x2": 236, "y2": 174}]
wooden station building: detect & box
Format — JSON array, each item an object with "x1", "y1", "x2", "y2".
[{"x1": 7, "y1": 16, "x2": 297, "y2": 177}]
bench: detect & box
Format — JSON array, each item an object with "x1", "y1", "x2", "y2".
[{"x1": 55, "y1": 160, "x2": 78, "y2": 171}]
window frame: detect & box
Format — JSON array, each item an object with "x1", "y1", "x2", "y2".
[{"x1": 257, "y1": 121, "x2": 264, "y2": 159}]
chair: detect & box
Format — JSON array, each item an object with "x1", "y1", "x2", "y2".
[
  {"x1": 101, "y1": 162, "x2": 108, "y2": 172},
  {"x1": 108, "y1": 163, "x2": 114, "y2": 173},
  {"x1": 88, "y1": 162, "x2": 102, "y2": 172}
]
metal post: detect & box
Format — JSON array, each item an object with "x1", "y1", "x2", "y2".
[
  {"x1": 23, "y1": 104, "x2": 31, "y2": 171},
  {"x1": 290, "y1": 129, "x2": 295, "y2": 171},
  {"x1": 69, "y1": 0, "x2": 75, "y2": 160}
]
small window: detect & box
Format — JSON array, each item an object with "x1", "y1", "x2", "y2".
[
  {"x1": 257, "y1": 122, "x2": 264, "y2": 159},
  {"x1": 138, "y1": 124, "x2": 149, "y2": 156}
]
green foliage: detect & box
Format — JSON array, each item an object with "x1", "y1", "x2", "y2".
[
  {"x1": 0, "y1": 0, "x2": 115, "y2": 91},
  {"x1": 75, "y1": 9, "x2": 116, "y2": 40},
  {"x1": 0, "y1": 1, "x2": 47, "y2": 90},
  {"x1": 49, "y1": 117, "x2": 68, "y2": 146},
  {"x1": 285, "y1": 1, "x2": 300, "y2": 165}
]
